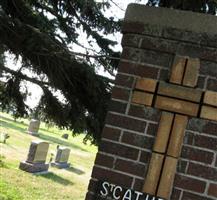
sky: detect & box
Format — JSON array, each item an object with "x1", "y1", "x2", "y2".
[{"x1": 4, "y1": 0, "x2": 148, "y2": 109}]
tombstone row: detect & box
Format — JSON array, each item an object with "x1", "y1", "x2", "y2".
[
  {"x1": 19, "y1": 140, "x2": 71, "y2": 173},
  {"x1": 27, "y1": 119, "x2": 69, "y2": 140}
]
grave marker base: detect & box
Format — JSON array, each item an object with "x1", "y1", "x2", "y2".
[
  {"x1": 27, "y1": 131, "x2": 39, "y2": 136},
  {"x1": 19, "y1": 161, "x2": 49, "y2": 173},
  {"x1": 51, "y1": 162, "x2": 70, "y2": 169}
]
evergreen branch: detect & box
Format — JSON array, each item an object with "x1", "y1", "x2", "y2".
[
  {"x1": 110, "y1": 0, "x2": 125, "y2": 12},
  {"x1": 73, "y1": 41, "x2": 100, "y2": 55},
  {"x1": 2, "y1": 66, "x2": 49, "y2": 87},
  {"x1": 69, "y1": 51, "x2": 120, "y2": 60},
  {"x1": 0, "y1": 0, "x2": 118, "y2": 144},
  {"x1": 68, "y1": 2, "x2": 116, "y2": 54}
]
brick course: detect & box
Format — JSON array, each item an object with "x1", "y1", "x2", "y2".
[
  {"x1": 118, "y1": 60, "x2": 159, "y2": 78},
  {"x1": 181, "y1": 146, "x2": 214, "y2": 164},
  {"x1": 208, "y1": 183, "x2": 217, "y2": 198},
  {"x1": 174, "y1": 174, "x2": 206, "y2": 193},
  {"x1": 86, "y1": 4, "x2": 217, "y2": 200}
]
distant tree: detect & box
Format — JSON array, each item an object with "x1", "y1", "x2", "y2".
[{"x1": 147, "y1": 0, "x2": 217, "y2": 14}]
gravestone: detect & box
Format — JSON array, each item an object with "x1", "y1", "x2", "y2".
[
  {"x1": 61, "y1": 133, "x2": 69, "y2": 140},
  {"x1": 51, "y1": 147, "x2": 71, "y2": 169},
  {"x1": 86, "y1": 4, "x2": 217, "y2": 200},
  {"x1": 19, "y1": 140, "x2": 49, "y2": 173},
  {"x1": 28, "y1": 119, "x2": 40, "y2": 136}
]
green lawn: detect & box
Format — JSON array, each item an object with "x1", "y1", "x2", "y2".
[{"x1": 0, "y1": 112, "x2": 97, "y2": 200}]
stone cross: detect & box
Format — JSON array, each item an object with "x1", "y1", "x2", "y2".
[
  {"x1": 19, "y1": 140, "x2": 49, "y2": 173},
  {"x1": 131, "y1": 55, "x2": 217, "y2": 199}
]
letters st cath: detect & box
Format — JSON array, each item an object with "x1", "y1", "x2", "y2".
[{"x1": 97, "y1": 181, "x2": 165, "y2": 200}]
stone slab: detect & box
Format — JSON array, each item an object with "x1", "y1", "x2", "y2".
[
  {"x1": 167, "y1": 114, "x2": 188, "y2": 158},
  {"x1": 183, "y1": 58, "x2": 200, "y2": 87},
  {"x1": 153, "y1": 112, "x2": 174, "y2": 153},
  {"x1": 124, "y1": 4, "x2": 217, "y2": 36},
  {"x1": 155, "y1": 96, "x2": 199, "y2": 117},
  {"x1": 204, "y1": 91, "x2": 217, "y2": 107},
  {"x1": 132, "y1": 91, "x2": 154, "y2": 106},
  {"x1": 158, "y1": 82, "x2": 202, "y2": 102},
  {"x1": 135, "y1": 78, "x2": 157, "y2": 92},
  {"x1": 157, "y1": 156, "x2": 178, "y2": 199},
  {"x1": 169, "y1": 56, "x2": 186, "y2": 85},
  {"x1": 142, "y1": 153, "x2": 164, "y2": 195},
  {"x1": 19, "y1": 161, "x2": 49, "y2": 173},
  {"x1": 200, "y1": 106, "x2": 217, "y2": 122}
]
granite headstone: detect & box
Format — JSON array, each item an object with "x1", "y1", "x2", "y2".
[
  {"x1": 19, "y1": 140, "x2": 49, "y2": 173},
  {"x1": 28, "y1": 119, "x2": 40, "y2": 136},
  {"x1": 51, "y1": 147, "x2": 70, "y2": 169}
]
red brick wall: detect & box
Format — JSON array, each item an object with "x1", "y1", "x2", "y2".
[{"x1": 86, "y1": 4, "x2": 217, "y2": 200}]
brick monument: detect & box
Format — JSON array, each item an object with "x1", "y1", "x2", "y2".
[{"x1": 86, "y1": 4, "x2": 217, "y2": 200}]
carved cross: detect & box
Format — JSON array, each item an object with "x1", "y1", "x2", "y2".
[{"x1": 131, "y1": 55, "x2": 217, "y2": 199}]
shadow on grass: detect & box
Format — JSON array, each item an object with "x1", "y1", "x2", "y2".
[
  {"x1": 0, "y1": 163, "x2": 10, "y2": 169},
  {"x1": 0, "y1": 119, "x2": 27, "y2": 133},
  {"x1": 0, "y1": 115, "x2": 29, "y2": 127},
  {"x1": 38, "y1": 133, "x2": 88, "y2": 152},
  {"x1": 0, "y1": 154, "x2": 11, "y2": 169},
  {"x1": 0, "y1": 116, "x2": 88, "y2": 152},
  {"x1": 0, "y1": 142, "x2": 17, "y2": 150},
  {"x1": 66, "y1": 166, "x2": 85, "y2": 175},
  {"x1": 38, "y1": 127, "x2": 60, "y2": 135},
  {"x1": 38, "y1": 172, "x2": 74, "y2": 186},
  {"x1": 0, "y1": 115, "x2": 59, "y2": 135}
]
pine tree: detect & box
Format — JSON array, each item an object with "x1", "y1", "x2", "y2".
[
  {"x1": 0, "y1": 0, "x2": 216, "y2": 144},
  {"x1": 147, "y1": 0, "x2": 217, "y2": 14},
  {"x1": 0, "y1": 0, "x2": 120, "y2": 144}
]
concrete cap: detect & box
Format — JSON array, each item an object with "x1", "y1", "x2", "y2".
[{"x1": 124, "y1": 4, "x2": 217, "y2": 35}]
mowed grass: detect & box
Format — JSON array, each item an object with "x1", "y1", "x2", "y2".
[{"x1": 0, "y1": 112, "x2": 97, "y2": 200}]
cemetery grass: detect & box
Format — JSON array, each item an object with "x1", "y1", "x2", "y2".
[{"x1": 0, "y1": 112, "x2": 97, "y2": 200}]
